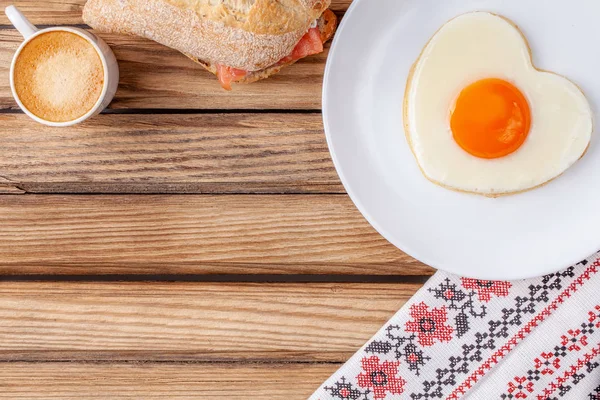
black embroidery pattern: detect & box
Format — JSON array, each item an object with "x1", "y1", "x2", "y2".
[
  {"x1": 589, "y1": 384, "x2": 600, "y2": 400},
  {"x1": 324, "y1": 377, "x2": 371, "y2": 400},
  {"x1": 321, "y1": 257, "x2": 595, "y2": 400},
  {"x1": 411, "y1": 266, "x2": 578, "y2": 399},
  {"x1": 544, "y1": 361, "x2": 599, "y2": 400},
  {"x1": 360, "y1": 275, "x2": 498, "y2": 383},
  {"x1": 428, "y1": 277, "x2": 487, "y2": 338},
  {"x1": 364, "y1": 326, "x2": 432, "y2": 376},
  {"x1": 503, "y1": 305, "x2": 600, "y2": 399}
]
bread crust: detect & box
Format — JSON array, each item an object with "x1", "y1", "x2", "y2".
[
  {"x1": 187, "y1": 9, "x2": 337, "y2": 85},
  {"x1": 83, "y1": 0, "x2": 331, "y2": 71}
]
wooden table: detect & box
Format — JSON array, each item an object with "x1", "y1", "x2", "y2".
[{"x1": 0, "y1": 2, "x2": 434, "y2": 398}]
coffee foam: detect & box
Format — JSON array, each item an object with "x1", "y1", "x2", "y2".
[{"x1": 14, "y1": 31, "x2": 105, "y2": 123}]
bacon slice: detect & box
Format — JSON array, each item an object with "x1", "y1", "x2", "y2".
[{"x1": 216, "y1": 65, "x2": 247, "y2": 91}]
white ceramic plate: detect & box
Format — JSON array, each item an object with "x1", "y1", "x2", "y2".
[{"x1": 323, "y1": 0, "x2": 600, "y2": 280}]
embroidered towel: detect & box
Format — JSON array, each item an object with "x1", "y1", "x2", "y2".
[{"x1": 311, "y1": 253, "x2": 600, "y2": 399}]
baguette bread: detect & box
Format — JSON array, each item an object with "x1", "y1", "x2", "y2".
[
  {"x1": 187, "y1": 9, "x2": 337, "y2": 85},
  {"x1": 83, "y1": 0, "x2": 332, "y2": 72}
]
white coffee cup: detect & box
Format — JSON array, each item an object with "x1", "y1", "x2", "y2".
[{"x1": 5, "y1": 5, "x2": 119, "y2": 127}]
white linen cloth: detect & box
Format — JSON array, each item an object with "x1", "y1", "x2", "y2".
[{"x1": 311, "y1": 253, "x2": 600, "y2": 399}]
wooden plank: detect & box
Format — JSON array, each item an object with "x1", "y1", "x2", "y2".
[
  {"x1": 0, "y1": 113, "x2": 343, "y2": 194},
  {"x1": 0, "y1": 362, "x2": 339, "y2": 399},
  {"x1": 0, "y1": 32, "x2": 331, "y2": 110},
  {"x1": 0, "y1": 194, "x2": 432, "y2": 275},
  {"x1": 0, "y1": 0, "x2": 86, "y2": 25},
  {"x1": 0, "y1": 0, "x2": 353, "y2": 25},
  {"x1": 0, "y1": 281, "x2": 420, "y2": 361}
]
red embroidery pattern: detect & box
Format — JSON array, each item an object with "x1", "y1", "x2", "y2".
[
  {"x1": 533, "y1": 353, "x2": 561, "y2": 375},
  {"x1": 320, "y1": 257, "x2": 598, "y2": 400},
  {"x1": 498, "y1": 305, "x2": 600, "y2": 399},
  {"x1": 447, "y1": 261, "x2": 599, "y2": 399},
  {"x1": 590, "y1": 305, "x2": 600, "y2": 327},
  {"x1": 543, "y1": 307, "x2": 600, "y2": 399},
  {"x1": 545, "y1": 360, "x2": 600, "y2": 400},
  {"x1": 561, "y1": 329, "x2": 588, "y2": 351},
  {"x1": 356, "y1": 356, "x2": 406, "y2": 399},
  {"x1": 507, "y1": 376, "x2": 534, "y2": 399},
  {"x1": 428, "y1": 277, "x2": 487, "y2": 338},
  {"x1": 537, "y1": 344, "x2": 600, "y2": 400},
  {"x1": 405, "y1": 303, "x2": 453, "y2": 347},
  {"x1": 461, "y1": 278, "x2": 512, "y2": 302}
]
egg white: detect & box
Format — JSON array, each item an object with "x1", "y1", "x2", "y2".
[{"x1": 404, "y1": 12, "x2": 593, "y2": 196}]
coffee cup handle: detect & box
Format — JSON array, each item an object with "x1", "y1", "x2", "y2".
[{"x1": 5, "y1": 5, "x2": 38, "y2": 40}]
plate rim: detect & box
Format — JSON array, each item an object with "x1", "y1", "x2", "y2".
[{"x1": 322, "y1": 0, "x2": 597, "y2": 280}]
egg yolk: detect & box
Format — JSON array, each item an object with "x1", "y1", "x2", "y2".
[{"x1": 450, "y1": 78, "x2": 531, "y2": 159}]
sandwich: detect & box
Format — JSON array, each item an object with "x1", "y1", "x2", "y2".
[{"x1": 82, "y1": 0, "x2": 338, "y2": 90}]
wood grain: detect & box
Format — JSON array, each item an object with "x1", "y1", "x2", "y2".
[
  {"x1": 0, "y1": 0, "x2": 86, "y2": 25},
  {"x1": 0, "y1": 113, "x2": 343, "y2": 194},
  {"x1": 0, "y1": 31, "x2": 330, "y2": 110},
  {"x1": 0, "y1": 281, "x2": 419, "y2": 362},
  {"x1": 0, "y1": 3, "x2": 420, "y2": 397},
  {"x1": 0, "y1": 0, "x2": 353, "y2": 25},
  {"x1": 0, "y1": 195, "x2": 432, "y2": 275},
  {"x1": 0, "y1": 362, "x2": 340, "y2": 399}
]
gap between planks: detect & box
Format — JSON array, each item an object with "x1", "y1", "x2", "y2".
[{"x1": 0, "y1": 274, "x2": 433, "y2": 283}]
